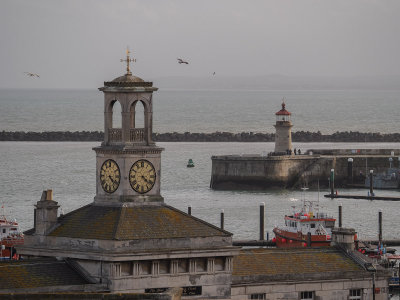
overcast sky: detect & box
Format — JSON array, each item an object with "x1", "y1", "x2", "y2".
[{"x1": 1, "y1": 0, "x2": 400, "y2": 89}]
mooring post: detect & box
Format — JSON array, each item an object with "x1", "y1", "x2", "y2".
[
  {"x1": 338, "y1": 203, "x2": 342, "y2": 228},
  {"x1": 307, "y1": 232, "x2": 312, "y2": 247},
  {"x1": 330, "y1": 169, "x2": 335, "y2": 197},
  {"x1": 260, "y1": 202, "x2": 265, "y2": 241},
  {"x1": 369, "y1": 170, "x2": 374, "y2": 196},
  {"x1": 188, "y1": 205, "x2": 192, "y2": 215},
  {"x1": 220, "y1": 209, "x2": 224, "y2": 230},
  {"x1": 347, "y1": 158, "x2": 353, "y2": 184},
  {"x1": 378, "y1": 209, "x2": 382, "y2": 244}
]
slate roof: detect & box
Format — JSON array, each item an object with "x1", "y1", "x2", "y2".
[
  {"x1": 233, "y1": 248, "x2": 364, "y2": 283},
  {"x1": 41, "y1": 204, "x2": 230, "y2": 240},
  {"x1": 0, "y1": 258, "x2": 89, "y2": 290}
]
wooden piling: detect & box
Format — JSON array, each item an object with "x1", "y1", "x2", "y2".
[
  {"x1": 379, "y1": 210, "x2": 382, "y2": 244},
  {"x1": 188, "y1": 205, "x2": 192, "y2": 215},
  {"x1": 338, "y1": 203, "x2": 342, "y2": 228},
  {"x1": 330, "y1": 169, "x2": 335, "y2": 196},
  {"x1": 220, "y1": 209, "x2": 224, "y2": 230},
  {"x1": 260, "y1": 202, "x2": 265, "y2": 241}
]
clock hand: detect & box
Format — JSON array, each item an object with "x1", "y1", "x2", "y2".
[{"x1": 108, "y1": 175, "x2": 116, "y2": 184}]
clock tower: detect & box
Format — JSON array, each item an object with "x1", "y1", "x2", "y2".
[{"x1": 94, "y1": 49, "x2": 163, "y2": 204}]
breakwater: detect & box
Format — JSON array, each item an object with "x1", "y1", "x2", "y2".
[
  {"x1": 211, "y1": 149, "x2": 400, "y2": 190},
  {"x1": 2, "y1": 131, "x2": 400, "y2": 142}
]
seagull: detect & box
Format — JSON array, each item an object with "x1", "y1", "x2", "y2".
[
  {"x1": 24, "y1": 72, "x2": 40, "y2": 78},
  {"x1": 177, "y1": 58, "x2": 189, "y2": 65}
]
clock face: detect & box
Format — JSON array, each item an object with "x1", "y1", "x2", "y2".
[
  {"x1": 100, "y1": 159, "x2": 121, "y2": 193},
  {"x1": 129, "y1": 159, "x2": 156, "y2": 194}
]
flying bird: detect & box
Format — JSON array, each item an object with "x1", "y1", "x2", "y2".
[
  {"x1": 212, "y1": 72, "x2": 216, "y2": 75},
  {"x1": 177, "y1": 58, "x2": 189, "y2": 65},
  {"x1": 24, "y1": 72, "x2": 40, "y2": 78}
]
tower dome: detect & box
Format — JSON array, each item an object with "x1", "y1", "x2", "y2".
[{"x1": 275, "y1": 101, "x2": 291, "y2": 122}]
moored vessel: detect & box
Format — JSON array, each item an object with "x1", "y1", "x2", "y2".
[
  {"x1": 0, "y1": 208, "x2": 24, "y2": 259},
  {"x1": 273, "y1": 192, "x2": 335, "y2": 248}
]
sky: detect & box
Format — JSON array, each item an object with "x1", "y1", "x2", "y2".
[{"x1": 1, "y1": 0, "x2": 400, "y2": 89}]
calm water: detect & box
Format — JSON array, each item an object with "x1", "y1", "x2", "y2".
[
  {"x1": 1, "y1": 141, "x2": 400, "y2": 241},
  {"x1": 1, "y1": 89, "x2": 400, "y2": 134},
  {"x1": 0, "y1": 89, "x2": 400, "y2": 240}
]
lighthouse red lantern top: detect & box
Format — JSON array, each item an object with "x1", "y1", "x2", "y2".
[{"x1": 276, "y1": 101, "x2": 291, "y2": 122}]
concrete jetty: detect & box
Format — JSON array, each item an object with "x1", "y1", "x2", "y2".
[{"x1": 211, "y1": 149, "x2": 399, "y2": 190}]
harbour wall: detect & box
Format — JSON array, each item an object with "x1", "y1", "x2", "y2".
[{"x1": 210, "y1": 149, "x2": 400, "y2": 190}]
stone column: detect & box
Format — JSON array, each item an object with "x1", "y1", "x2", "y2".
[{"x1": 122, "y1": 111, "x2": 130, "y2": 143}]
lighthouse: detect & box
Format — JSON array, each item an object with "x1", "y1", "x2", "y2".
[{"x1": 274, "y1": 101, "x2": 293, "y2": 153}]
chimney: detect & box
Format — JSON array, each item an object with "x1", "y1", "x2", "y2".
[
  {"x1": 34, "y1": 189, "x2": 59, "y2": 235},
  {"x1": 331, "y1": 227, "x2": 356, "y2": 251}
]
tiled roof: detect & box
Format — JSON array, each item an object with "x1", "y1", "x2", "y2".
[
  {"x1": 0, "y1": 259, "x2": 89, "y2": 290},
  {"x1": 44, "y1": 204, "x2": 230, "y2": 240},
  {"x1": 233, "y1": 248, "x2": 363, "y2": 280}
]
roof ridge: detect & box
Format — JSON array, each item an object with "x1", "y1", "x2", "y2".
[
  {"x1": 113, "y1": 206, "x2": 125, "y2": 240},
  {"x1": 163, "y1": 204, "x2": 232, "y2": 236}
]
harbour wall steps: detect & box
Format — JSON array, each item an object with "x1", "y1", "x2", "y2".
[{"x1": 210, "y1": 149, "x2": 400, "y2": 190}]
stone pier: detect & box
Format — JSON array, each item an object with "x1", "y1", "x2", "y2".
[{"x1": 210, "y1": 149, "x2": 400, "y2": 190}]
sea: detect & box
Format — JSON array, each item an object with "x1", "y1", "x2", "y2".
[{"x1": 1, "y1": 88, "x2": 400, "y2": 242}]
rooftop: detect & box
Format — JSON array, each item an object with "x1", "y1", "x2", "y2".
[
  {"x1": 232, "y1": 247, "x2": 366, "y2": 283},
  {"x1": 0, "y1": 258, "x2": 90, "y2": 290},
  {"x1": 27, "y1": 204, "x2": 231, "y2": 240}
]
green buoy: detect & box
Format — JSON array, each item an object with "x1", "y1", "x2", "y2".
[{"x1": 187, "y1": 159, "x2": 195, "y2": 168}]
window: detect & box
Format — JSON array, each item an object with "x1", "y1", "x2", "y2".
[
  {"x1": 310, "y1": 223, "x2": 315, "y2": 228},
  {"x1": 195, "y1": 258, "x2": 207, "y2": 272},
  {"x1": 140, "y1": 261, "x2": 152, "y2": 275},
  {"x1": 300, "y1": 291, "x2": 314, "y2": 300},
  {"x1": 250, "y1": 293, "x2": 266, "y2": 300},
  {"x1": 349, "y1": 289, "x2": 362, "y2": 300},
  {"x1": 215, "y1": 257, "x2": 225, "y2": 271},
  {"x1": 159, "y1": 260, "x2": 170, "y2": 274},
  {"x1": 2, "y1": 229, "x2": 5, "y2": 233},
  {"x1": 178, "y1": 259, "x2": 188, "y2": 273},
  {"x1": 121, "y1": 262, "x2": 133, "y2": 276}
]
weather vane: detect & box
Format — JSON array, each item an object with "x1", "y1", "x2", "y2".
[{"x1": 120, "y1": 47, "x2": 136, "y2": 75}]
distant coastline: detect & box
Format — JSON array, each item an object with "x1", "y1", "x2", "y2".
[{"x1": 1, "y1": 131, "x2": 400, "y2": 142}]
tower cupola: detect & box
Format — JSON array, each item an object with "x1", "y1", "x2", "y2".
[
  {"x1": 99, "y1": 48, "x2": 158, "y2": 147},
  {"x1": 274, "y1": 100, "x2": 293, "y2": 154}
]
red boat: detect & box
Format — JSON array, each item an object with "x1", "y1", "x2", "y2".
[
  {"x1": 273, "y1": 195, "x2": 335, "y2": 248},
  {"x1": 0, "y1": 210, "x2": 24, "y2": 259}
]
